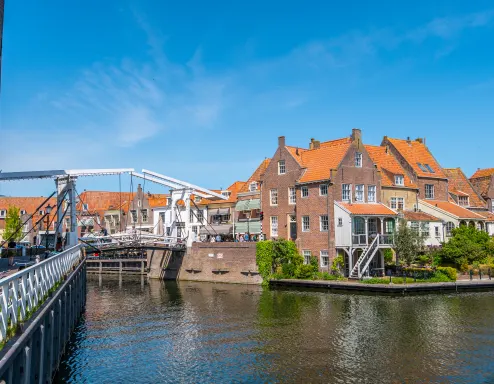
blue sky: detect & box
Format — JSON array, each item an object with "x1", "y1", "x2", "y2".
[{"x1": 1, "y1": 0, "x2": 494, "y2": 196}]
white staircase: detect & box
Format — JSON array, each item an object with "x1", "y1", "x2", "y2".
[{"x1": 349, "y1": 235, "x2": 380, "y2": 279}]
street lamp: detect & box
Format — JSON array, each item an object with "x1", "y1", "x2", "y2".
[{"x1": 45, "y1": 204, "x2": 52, "y2": 249}]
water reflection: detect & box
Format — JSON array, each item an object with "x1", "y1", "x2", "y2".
[{"x1": 56, "y1": 276, "x2": 494, "y2": 383}]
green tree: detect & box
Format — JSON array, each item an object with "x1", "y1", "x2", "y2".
[
  {"x1": 3, "y1": 206, "x2": 24, "y2": 243},
  {"x1": 394, "y1": 219, "x2": 427, "y2": 266},
  {"x1": 439, "y1": 225, "x2": 494, "y2": 267}
]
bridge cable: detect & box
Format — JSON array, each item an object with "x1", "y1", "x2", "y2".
[{"x1": 191, "y1": 199, "x2": 218, "y2": 237}]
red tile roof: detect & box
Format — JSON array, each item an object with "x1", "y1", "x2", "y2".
[
  {"x1": 402, "y1": 211, "x2": 441, "y2": 222},
  {"x1": 443, "y1": 168, "x2": 486, "y2": 208},
  {"x1": 238, "y1": 159, "x2": 271, "y2": 193},
  {"x1": 148, "y1": 194, "x2": 170, "y2": 208},
  {"x1": 386, "y1": 138, "x2": 446, "y2": 179},
  {"x1": 471, "y1": 168, "x2": 494, "y2": 179},
  {"x1": 285, "y1": 146, "x2": 306, "y2": 166},
  {"x1": 475, "y1": 211, "x2": 494, "y2": 222},
  {"x1": 298, "y1": 141, "x2": 352, "y2": 183},
  {"x1": 197, "y1": 181, "x2": 246, "y2": 205},
  {"x1": 365, "y1": 145, "x2": 417, "y2": 188},
  {"x1": 421, "y1": 200, "x2": 485, "y2": 220},
  {"x1": 338, "y1": 202, "x2": 397, "y2": 216},
  {"x1": 469, "y1": 177, "x2": 491, "y2": 198},
  {"x1": 0, "y1": 196, "x2": 58, "y2": 231}
]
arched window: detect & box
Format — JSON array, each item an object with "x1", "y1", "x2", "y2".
[{"x1": 446, "y1": 222, "x2": 455, "y2": 237}]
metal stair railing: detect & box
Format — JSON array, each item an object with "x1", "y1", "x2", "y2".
[{"x1": 349, "y1": 235, "x2": 380, "y2": 279}]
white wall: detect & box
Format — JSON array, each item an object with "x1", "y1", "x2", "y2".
[
  {"x1": 406, "y1": 220, "x2": 443, "y2": 246},
  {"x1": 334, "y1": 203, "x2": 352, "y2": 246}
]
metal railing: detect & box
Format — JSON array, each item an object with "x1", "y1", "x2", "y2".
[
  {"x1": 350, "y1": 235, "x2": 380, "y2": 279},
  {"x1": 0, "y1": 245, "x2": 83, "y2": 343},
  {"x1": 379, "y1": 234, "x2": 394, "y2": 245}
]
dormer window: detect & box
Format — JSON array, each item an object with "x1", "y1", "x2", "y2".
[
  {"x1": 82, "y1": 203, "x2": 88, "y2": 211},
  {"x1": 394, "y1": 175, "x2": 404, "y2": 186},
  {"x1": 20, "y1": 210, "x2": 26, "y2": 215},
  {"x1": 458, "y1": 196, "x2": 469, "y2": 207},
  {"x1": 0, "y1": 210, "x2": 6, "y2": 218},
  {"x1": 355, "y1": 152, "x2": 362, "y2": 167},
  {"x1": 221, "y1": 191, "x2": 231, "y2": 198},
  {"x1": 39, "y1": 210, "x2": 44, "y2": 216},
  {"x1": 278, "y1": 160, "x2": 286, "y2": 175},
  {"x1": 249, "y1": 182, "x2": 258, "y2": 192},
  {"x1": 194, "y1": 196, "x2": 201, "y2": 203}
]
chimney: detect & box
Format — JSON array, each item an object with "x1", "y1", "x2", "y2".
[
  {"x1": 415, "y1": 138, "x2": 423, "y2": 144},
  {"x1": 296, "y1": 147, "x2": 299, "y2": 155},
  {"x1": 406, "y1": 137, "x2": 411, "y2": 145},
  {"x1": 423, "y1": 137, "x2": 426, "y2": 145},
  {"x1": 278, "y1": 136, "x2": 286, "y2": 147},
  {"x1": 351, "y1": 128, "x2": 362, "y2": 143},
  {"x1": 313, "y1": 140, "x2": 320, "y2": 149},
  {"x1": 309, "y1": 138, "x2": 315, "y2": 150}
]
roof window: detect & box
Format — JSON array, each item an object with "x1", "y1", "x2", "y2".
[
  {"x1": 424, "y1": 164, "x2": 435, "y2": 173},
  {"x1": 417, "y1": 162, "x2": 428, "y2": 172}
]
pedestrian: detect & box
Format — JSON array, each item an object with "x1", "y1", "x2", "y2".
[
  {"x1": 239, "y1": 234, "x2": 244, "y2": 242},
  {"x1": 216, "y1": 234, "x2": 221, "y2": 242},
  {"x1": 210, "y1": 236, "x2": 216, "y2": 243},
  {"x1": 244, "y1": 233, "x2": 249, "y2": 242},
  {"x1": 35, "y1": 255, "x2": 40, "y2": 264}
]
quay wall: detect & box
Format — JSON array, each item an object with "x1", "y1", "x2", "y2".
[{"x1": 179, "y1": 242, "x2": 261, "y2": 285}]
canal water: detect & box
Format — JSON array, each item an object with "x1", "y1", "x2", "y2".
[{"x1": 55, "y1": 276, "x2": 494, "y2": 383}]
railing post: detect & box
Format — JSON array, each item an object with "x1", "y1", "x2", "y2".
[{"x1": 119, "y1": 261, "x2": 123, "y2": 275}]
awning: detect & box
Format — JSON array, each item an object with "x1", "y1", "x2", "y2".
[
  {"x1": 235, "y1": 199, "x2": 260, "y2": 211},
  {"x1": 210, "y1": 208, "x2": 230, "y2": 216},
  {"x1": 199, "y1": 224, "x2": 233, "y2": 235},
  {"x1": 234, "y1": 221, "x2": 262, "y2": 234}
]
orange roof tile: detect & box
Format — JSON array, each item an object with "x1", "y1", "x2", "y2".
[
  {"x1": 402, "y1": 210, "x2": 441, "y2": 222},
  {"x1": 386, "y1": 138, "x2": 446, "y2": 178},
  {"x1": 421, "y1": 200, "x2": 485, "y2": 220},
  {"x1": 475, "y1": 211, "x2": 494, "y2": 222},
  {"x1": 443, "y1": 168, "x2": 486, "y2": 208},
  {"x1": 365, "y1": 145, "x2": 417, "y2": 188},
  {"x1": 285, "y1": 146, "x2": 306, "y2": 166},
  {"x1": 148, "y1": 194, "x2": 170, "y2": 208},
  {"x1": 320, "y1": 137, "x2": 352, "y2": 147},
  {"x1": 298, "y1": 141, "x2": 352, "y2": 183},
  {"x1": 238, "y1": 159, "x2": 271, "y2": 193},
  {"x1": 77, "y1": 191, "x2": 132, "y2": 217},
  {"x1": 338, "y1": 202, "x2": 397, "y2": 216},
  {"x1": 197, "y1": 181, "x2": 246, "y2": 205},
  {"x1": 471, "y1": 168, "x2": 494, "y2": 179},
  {"x1": 0, "y1": 196, "x2": 59, "y2": 231},
  {"x1": 469, "y1": 177, "x2": 491, "y2": 198}
]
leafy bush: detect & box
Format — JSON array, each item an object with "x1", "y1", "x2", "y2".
[
  {"x1": 256, "y1": 239, "x2": 304, "y2": 283},
  {"x1": 256, "y1": 241, "x2": 274, "y2": 284},
  {"x1": 438, "y1": 225, "x2": 494, "y2": 267},
  {"x1": 282, "y1": 263, "x2": 297, "y2": 278},
  {"x1": 383, "y1": 249, "x2": 394, "y2": 265},
  {"x1": 295, "y1": 264, "x2": 316, "y2": 279},
  {"x1": 331, "y1": 255, "x2": 345, "y2": 276},
  {"x1": 436, "y1": 267, "x2": 457, "y2": 281}
]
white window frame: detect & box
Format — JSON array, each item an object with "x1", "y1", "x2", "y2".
[
  {"x1": 342, "y1": 184, "x2": 351, "y2": 202},
  {"x1": 130, "y1": 210, "x2": 137, "y2": 223},
  {"x1": 303, "y1": 250, "x2": 311, "y2": 265},
  {"x1": 390, "y1": 197, "x2": 404, "y2": 210},
  {"x1": 425, "y1": 184, "x2": 435, "y2": 199},
  {"x1": 319, "y1": 184, "x2": 328, "y2": 196},
  {"x1": 82, "y1": 204, "x2": 88, "y2": 212},
  {"x1": 320, "y1": 215, "x2": 329, "y2": 232},
  {"x1": 270, "y1": 216, "x2": 278, "y2": 237},
  {"x1": 367, "y1": 185, "x2": 376, "y2": 203},
  {"x1": 39, "y1": 210, "x2": 44, "y2": 216},
  {"x1": 278, "y1": 160, "x2": 286, "y2": 175},
  {"x1": 435, "y1": 226, "x2": 440, "y2": 238},
  {"x1": 288, "y1": 187, "x2": 296, "y2": 205},
  {"x1": 270, "y1": 189, "x2": 278, "y2": 206},
  {"x1": 0, "y1": 210, "x2": 6, "y2": 218},
  {"x1": 141, "y1": 209, "x2": 148, "y2": 223},
  {"x1": 446, "y1": 222, "x2": 455, "y2": 237},
  {"x1": 221, "y1": 191, "x2": 231, "y2": 198},
  {"x1": 394, "y1": 175, "x2": 404, "y2": 186},
  {"x1": 301, "y1": 186, "x2": 309, "y2": 198},
  {"x1": 355, "y1": 185, "x2": 364, "y2": 202},
  {"x1": 355, "y1": 152, "x2": 362, "y2": 167},
  {"x1": 20, "y1": 210, "x2": 26, "y2": 215},
  {"x1": 338, "y1": 218, "x2": 343, "y2": 227},
  {"x1": 320, "y1": 250, "x2": 329, "y2": 267},
  {"x1": 458, "y1": 196, "x2": 469, "y2": 207},
  {"x1": 249, "y1": 182, "x2": 258, "y2": 192},
  {"x1": 302, "y1": 216, "x2": 310, "y2": 232}
]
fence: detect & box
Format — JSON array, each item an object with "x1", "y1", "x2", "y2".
[{"x1": 0, "y1": 245, "x2": 83, "y2": 343}]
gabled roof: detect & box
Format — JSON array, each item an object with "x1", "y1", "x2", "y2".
[
  {"x1": 402, "y1": 210, "x2": 441, "y2": 222},
  {"x1": 0, "y1": 197, "x2": 58, "y2": 229},
  {"x1": 298, "y1": 141, "x2": 352, "y2": 183},
  {"x1": 443, "y1": 168, "x2": 486, "y2": 208},
  {"x1": 471, "y1": 168, "x2": 494, "y2": 179},
  {"x1": 285, "y1": 146, "x2": 306, "y2": 166},
  {"x1": 475, "y1": 211, "x2": 494, "y2": 222},
  {"x1": 386, "y1": 138, "x2": 446, "y2": 179},
  {"x1": 337, "y1": 202, "x2": 397, "y2": 216},
  {"x1": 420, "y1": 200, "x2": 485, "y2": 220},
  {"x1": 77, "y1": 191, "x2": 131, "y2": 216},
  {"x1": 238, "y1": 159, "x2": 271, "y2": 193},
  {"x1": 469, "y1": 177, "x2": 491, "y2": 198},
  {"x1": 365, "y1": 145, "x2": 417, "y2": 188}
]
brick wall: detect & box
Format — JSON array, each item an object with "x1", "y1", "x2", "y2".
[
  {"x1": 261, "y1": 138, "x2": 304, "y2": 240},
  {"x1": 416, "y1": 177, "x2": 449, "y2": 201},
  {"x1": 296, "y1": 183, "x2": 334, "y2": 269},
  {"x1": 179, "y1": 242, "x2": 261, "y2": 284}
]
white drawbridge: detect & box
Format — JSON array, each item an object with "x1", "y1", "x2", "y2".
[{"x1": 0, "y1": 168, "x2": 226, "y2": 249}]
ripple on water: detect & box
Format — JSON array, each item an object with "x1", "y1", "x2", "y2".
[{"x1": 55, "y1": 278, "x2": 494, "y2": 384}]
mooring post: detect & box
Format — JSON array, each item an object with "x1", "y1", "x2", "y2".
[
  {"x1": 99, "y1": 261, "x2": 102, "y2": 274},
  {"x1": 141, "y1": 260, "x2": 145, "y2": 275},
  {"x1": 119, "y1": 261, "x2": 123, "y2": 275}
]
